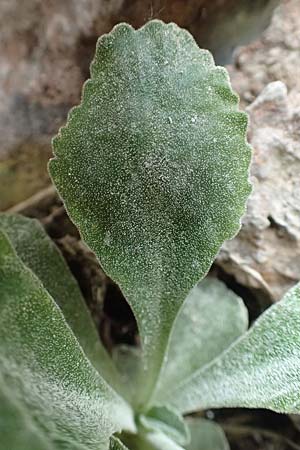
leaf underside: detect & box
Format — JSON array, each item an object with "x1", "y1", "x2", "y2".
[
  {"x1": 49, "y1": 20, "x2": 251, "y2": 406},
  {"x1": 0, "y1": 229, "x2": 133, "y2": 450}
]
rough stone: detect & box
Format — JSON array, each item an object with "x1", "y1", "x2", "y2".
[
  {"x1": 215, "y1": 0, "x2": 300, "y2": 302},
  {"x1": 217, "y1": 81, "x2": 300, "y2": 301},
  {"x1": 228, "y1": 0, "x2": 300, "y2": 106}
]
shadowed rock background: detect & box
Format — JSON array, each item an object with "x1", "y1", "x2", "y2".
[{"x1": 1, "y1": 0, "x2": 300, "y2": 303}]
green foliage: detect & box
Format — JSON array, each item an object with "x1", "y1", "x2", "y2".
[
  {"x1": 186, "y1": 419, "x2": 229, "y2": 450},
  {"x1": 167, "y1": 283, "x2": 300, "y2": 415},
  {"x1": 138, "y1": 405, "x2": 190, "y2": 446},
  {"x1": 153, "y1": 278, "x2": 248, "y2": 404},
  {"x1": 110, "y1": 437, "x2": 130, "y2": 450},
  {"x1": 2, "y1": 17, "x2": 300, "y2": 450},
  {"x1": 49, "y1": 19, "x2": 251, "y2": 405},
  {"x1": 0, "y1": 380, "x2": 53, "y2": 450},
  {"x1": 0, "y1": 230, "x2": 134, "y2": 450},
  {"x1": 0, "y1": 213, "x2": 118, "y2": 386}
]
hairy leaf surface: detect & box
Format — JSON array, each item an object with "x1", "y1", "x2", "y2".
[
  {"x1": 0, "y1": 230, "x2": 134, "y2": 449},
  {"x1": 112, "y1": 344, "x2": 142, "y2": 404},
  {"x1": 167, "y1": 283, "x2": 300, "y2": 414},
  {"x1": 139, "y1": 405, "x2": 189, "y2": 445},
  {"x1": 0, "y1": 380, "x2": 52, "y2": 450},
  {"x1": 154, "y1": 278, "x2": 248, "y2": 404},
  {"x1": 50, "y1": 20, "x2": 251, "y2": 405},
  {"x1": 0, "y1": 213, "x2": 118, "y2": 384},
  {"x1": 186, "y1": 418, "x2": 230, "y2": 450}
]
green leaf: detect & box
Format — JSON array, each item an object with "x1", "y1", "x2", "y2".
[
  {"x1": 140, "y1": 432, "x2": 185, "y2": 450},
  {"x1": 0, "y1": 379, "x2": 52, "y2": 450},
  {"x1": 139, "y1": 405, "x2": 190, "y2": 445},
  {"x1": 49, "y1": 20, "x2": 251, "y2": 406},
  {"x1": 0, "y1": 213, "x2": 118, "y2": 386},
  {"x1": 0, "y1": 378, "x2": 100, "y2": 450},
  {"x1": 166, "y1": 283, "x2": 300, "y2": 415},
  {"x1": 186, "y1": 418, "x2": 230, "y2": 450},
  {"x1": 0, "y1": 230, "x2": 134, "y2": 449},
  {"x1": 112, "y1": 344, "x2": 142, "y2": 404},
  {"x1": 110, "y1": 436, "x2": 130, "y2": 450},
  {"x1": 122, "y1": 431, "x2": 185, "y2": 450},
  {"x1": 153, "y1": 278, "x2": 248, "y2": 407}
]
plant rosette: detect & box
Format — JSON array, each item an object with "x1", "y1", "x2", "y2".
[{"x1": 1, "y1": 20, "x2": 300, "y2": 450}]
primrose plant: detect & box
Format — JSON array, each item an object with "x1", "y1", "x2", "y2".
[{"x1": 1, "y1": 20, "x2": 300, "y2": 450}]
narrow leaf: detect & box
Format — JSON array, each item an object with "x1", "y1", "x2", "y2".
[
  {"x1": 186, "y1": 418, "x2": 230, "y2": 450},
  {"x1": 49, "y1": 20, "x2": 251, "y2": 406},
  {"x1": 0, "y1": 230, "x2": 134, "y2": 449},
  {"x1": 0, "y1": 213, "x2": 118, "y2": 385},
  {"x1": 154, "y1": 278, "x2": 248, "y2": 406},
  {"x1": 167, "y1": 283, "x2": 300, "y2": 414}
]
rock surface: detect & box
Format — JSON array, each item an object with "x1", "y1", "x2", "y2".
[
  {"x1": 217, "y1": 82, "x2": 300, "y2": 301},
  {"x1": 216, "y1": 0, "x2": 300, "y2": 302},
  {"x1": 228, "y1": 0, "x2": 300, "y2": 106}
]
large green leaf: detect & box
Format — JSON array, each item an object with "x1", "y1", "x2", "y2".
[
  {"x1": 49, "y1": 20, "x2": 251, "y2": 406},
  {"x1": 154, "y1": 278, "x2": 248, "y2": 404},
  {"x1": 166, "y1": 283, "x2": 300, "y2": 414},
  {"x1": 0, "y1": 213, "x2": 118, "y2": 386},
  {"x1": 0, "y1": 230, "x2": 134, "y2": 449},
  {"x1": 186, "y1": 418, "x2": 230, "y2": 450}
]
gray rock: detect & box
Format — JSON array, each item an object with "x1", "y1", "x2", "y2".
[
  {"x1": 217, "y1": 82, "x2": 300, "y2": 301},
  {"x1": 217, "y1": 0, "x2": 300, "y2": 302},
  {"x1": 228, "y1": 0, "x2": 300, "y2": 106}
]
